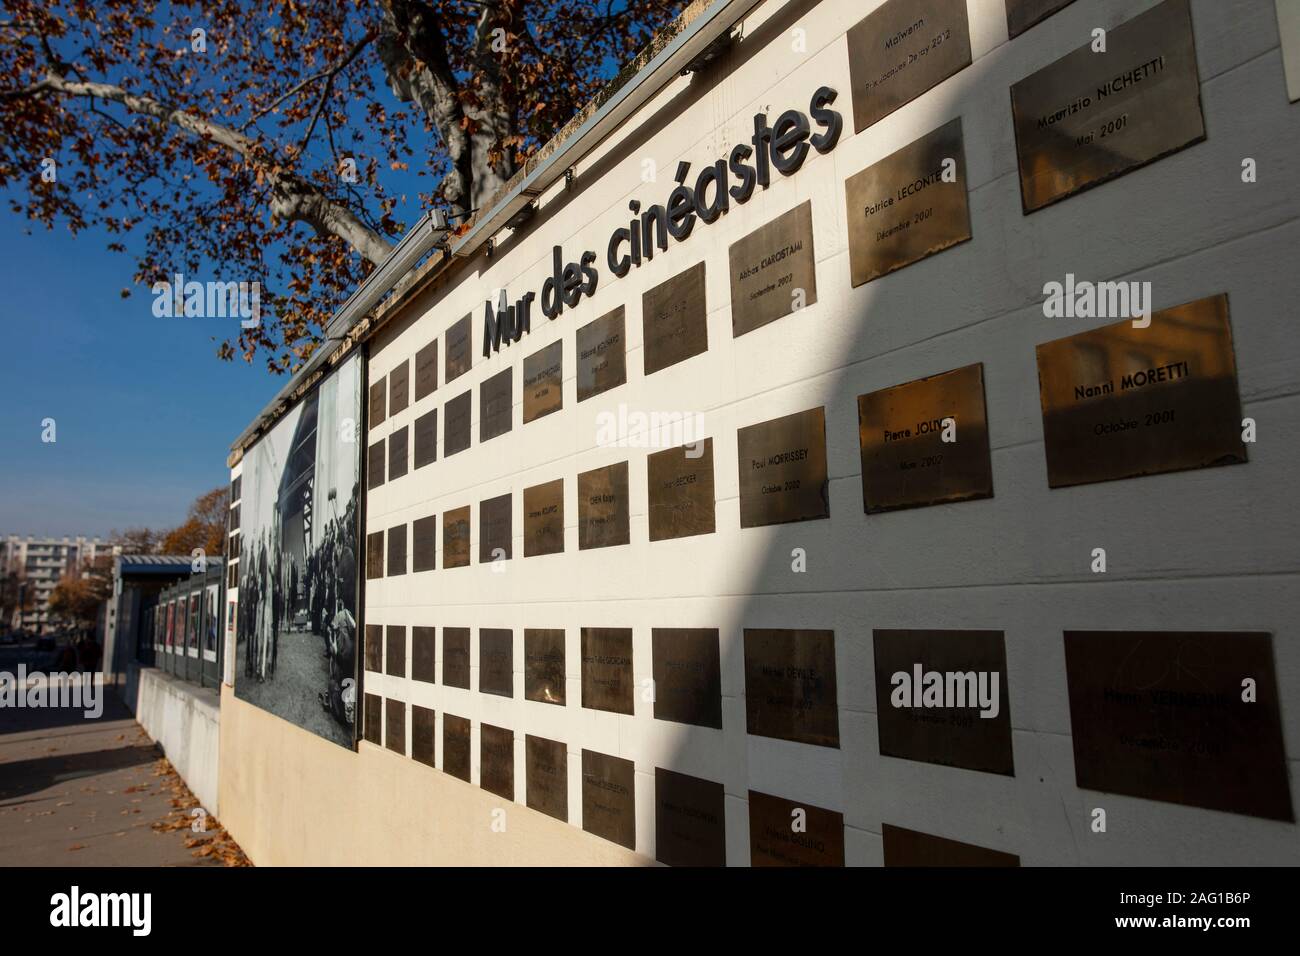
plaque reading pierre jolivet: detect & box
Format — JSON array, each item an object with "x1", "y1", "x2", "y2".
[
  {"x1": 578, "y1": 460, "x2": 630, "y2": 550},
  {"x1": 524, "y1": 479, "x2": 564, "y2": 556},
  {"x1": 445, "y1": 314, "x2": 472, "y2": 383},
  {"x1": 656, "y1": 768, "x2": 726, "y2": 867},
  {"x1": 526, "y1": 734, "x2": 568, "y2": 822},
  {"x1": 883, "y1": 823, "x2": 1020, "y2": 866},
  {"x1": 479, "y1": 367, "x2": 512, "y2": 442},
  {"x1": 524, "y1": 628, "x2": 565, "y2": 706},
  {"x1": 577, "y1": 307, "x2": 627, "y2": 402},
  {"x1": 442, "y1": 506, "x2": 471, "y2": 568},
  {"x1": 748, "y1": 790, "x2": 844, "y2": 867},
  {"x1": 743, "y1": 628, "x2": 839, "y2": 747},
  {"x1": 728, "y1": 200, "x2": 817, "y2": 338},
  {"x1": 643, "y1": 261, "x2": 708, "y2": 376},
  {"x1": 647, "y1": 438, "x2": 716, "y2": 541},
  {"x1": 737, "y1": 407, "x2": 829, "y2": 528},
  {"x1": 523, "y1": 339, "x2": 563, "y2": 423},
  {"x1": 581, "y1": 627, "x2": 634, "y2": 715},
  {"x1": 582, "y1": 749, "x2": 635, "y2": 850},
  {"x1": 651, "y1": 628, "x2": 722, "y2": 729}
]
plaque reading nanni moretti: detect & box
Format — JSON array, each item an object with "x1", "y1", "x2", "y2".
[
  {"x1": 728, "y1": 201, "x2": 817, "y2": 337},
  {"x1": 655, "y1": 768, "x2": 726, "y2": 867},
  {"x1": 479, "y1": 724, "x2": 514, "y2": 800},
  {"x1": 480, "y1": 367, "x2": 512, "y2": 441},
  {"x1": 651, "y1": 628, "x2": 722, "y2": 729},
  {"x1": 479, "y1": 492, "x2": 512, "y2": 562},
  {"x1": 882, "y1": 824, "x2": 1020, "y2": 866},
  {"x1": 846, "y1": 0, "x2": 972, "y2": 132},
  {"x1": 581, "y1": 627, "x2": 634, "y2": 715},
  {"x1": 872, "y1": 629, "x2": 1014, "y2": 776},
  {"x1": 524, "y1": 479, "x2": 564, "y2": 556},
  {"x1": 647, "y1": 439, "x2": 716, "y2": 541},
  {"x1": 576, "y1": 307, "x2": 626, "y2": 402},
  {"x1": 1010, "y1": 0, "x2": 1205, "y2": 213},
  {"x1": 443, "y1": 506, "x2": 471, "y2": 568},
  {"x1": 525, "y1": 628, "x2": 565, "y2": 705},
  {"x1": 643, "y1": 262, "x2": 708, "y2": 376},
  {"x1": 479, "y1": 628, "x2": 513, "y2": 698},
  {"x1": 443, "y1": 627, "x2": 471, "y2": 689},
  {"x1": 443, "y1": 714, "x2": 471, "y2": 782},
  {"x1": 748, "y1": 790, "x2": 844, "y2": 867},
  {"x1": 845, "y1": 118, "x2": 970, "y2": 287},
  {"x1": 444, "y1": 390, "x2": 472, "y2": 457},
  {"x1": 582, "y1": 749, "x2": 635, "y2": 850},
  {"x1": 1035, "y1": 295, "x2": 1246, "y2": 488},
  {"x1": 743, "y1": 629, "x2": 839, "y2": 747},
  {"x1": 526, "y1": 734, "x2": 568, "y2": 822},
  {"x1": 1064, "y1": 630, "x2": 1292, "y2": 821},
  {"x1": 856, "y1": 363, "x2": 993, "y2": 513},
  {"x1": 445, "y1": 314, "x2": 472, "y2": 383},
  {"x1": 1006, "y1": 0, "x2": 1076, "y2": 39},
  {"x1": 578, "y1": 461, "x2": 630, "y2": 550},
  {"x1": 523, "y1": 340, "x2": 563, "y2": 423},
  {"x1": 737, "y1": 407, "x2": 829, "y2": 528}
]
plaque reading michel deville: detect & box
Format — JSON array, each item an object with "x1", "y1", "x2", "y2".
[
  {"x1": 576, "y1": 307, "x2": 626, "y2": 402},
  {"x1": 524, "y1": 479, "x2": 564, "y2": 557},
  {"x1": 643, "y1": 261, "x2": 708, "y2": 376},
  {"x1": 845, "y1": 118, "x2": 970, "y2": 287},
  {"x1": 647, "y1": 439, "x2": 716, "y2": 541},
  {"x1": 743, "y1": 629, "x2": 839, "y2": 748},
  {"x1": 1010, "y1": 0, "x2": 1205, "y2": 213},
  {"x1": 728, "y1": 201, "x2": 817, "y2": 338},
  {"x1": 737, "y1": 407, "x2": 829, "y2": 528},
  {"x1": 523, "y1": 340, "x2": 563, "y2": 423},
  {"x1": 748, "y1": 790, "x2": 844, "y2": 867},
  {"x1": 856, "y1": 363, "x2": 993, "y2": 513},
  {"x1": 1035, "y1": 294, "x2": 1246, "y2": 488},
  {"x1": 578, "y1": 461, "x2": 630, "y2": 550},
  {"x1": 1064, "y1": 630, "x2": 1292, "y2": 821}
]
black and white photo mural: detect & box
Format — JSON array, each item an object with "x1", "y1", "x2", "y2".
[{"x1": 236, "y1": 352, "x2": 362, "y2": 747}]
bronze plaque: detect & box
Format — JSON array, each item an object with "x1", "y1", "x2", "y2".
[
  {"x1": 525, "y1": 628, "x2": 566, "y2": 706},
  {"x1": 364, "y1": 623, "x2": 383, "y2": 672},
  {"x1": 384, "y1": 698, "x2": 405, "y2": 755},
  {"x1": 578, "y1": 461, "x2": 630, "y2": 550},
  {"x1": 845, "y1": 118, "x2": 971, "y2": 287},
  {"x1": 444, "y1": 390, "x2": 472, "y2": 457},
  {"x1": 412, "y1": 626, "x2": 436, "y2": 683},
  {"x1": 480, "y1": 367, "x2": 513, "y2": 442},
  {"x1": 872, "y1": 629, "x2": 1014, "y2": 775},
  {"x1": 412, "y1": 704, "x2": 435, "y2": 767},
  {"x1": 479, "y1": 492, "x2": 512, "y2": 563},
  {"x1": 581, "y1": 749, "x2": 636, "y2": 850},
  {"x1": 728, "y1": 201, "x2": 818, "y2": 338},
  {"x1": 577, "y1": 307, "x2": 627, "y2": 402},
  {"x1": 385, "y1": 523, "x2": 406, "y2": 576},
  {"x1": 445, "y1": 314, "x2": 472, "y2": 383},
  {"x1": 363, "y1": 693, "x2": 382, "y2": 745},
  {"x1": 642, "y1": 262, "x2": 708, "y2": 376},
  {"x1": 523, "y1": 479, "x2": 564, "y2": 557},
  {"x1": 443, "y1": 627, "x2": 471, "y2": 689},
  {"x1": 480, "y1": 723, "x2": 514, "y2": 800},
  {"x1": 1035, "y1": 295, "x2": 1247, "y2": 488},
  {"x1": 389, "y1": 358, "x2": 409, "y2": 415},
  {"x1": 748, "y1": 790, "x2": 844, "y2": 867},
  {"x1": 526, "y1": 735, "x2": 568, "y2": 822},
  {"x1": 414, "y1": 338, "x2": 438, "y2": 400},
  {"x1": 1006, "y1": 0, "x2": 1076, "y2": 38},
  {"x1": 651, "y1": 628, "x2": 722, "y2": 729},
  {"x1": 412, "y1": 514, "x2": 437, "y2": 572},
  {"x1": 366, "y1": 439, "x2": 385, "y2": 489},
  {"x1": 648, "y1": 439, "x2": 716, "y2": 541},
  {"x1": 655, "y1": 768, "x2": 726, "y2": 867},
  {"x1": 413, "y1": 408, "x2": 437, "y2": 468},
  {"x1": 856, "y1": 363, "x2": 993, "y2": 513},
  {"x1": 581, "y1": 627, "x2": 634, "y2": 715},
  {"x1": 442, "y1": 506, "x2": 470, "y2": 569},
  {"x1": 847, "y1": 0, "x2": 971, "y2": 133},
  {"x1": 883, "y1": 824, "x2": 1020, "y2": 866},
  {"x1": 479, "y1": 628, "x2": 514, "y2": 698},
  {"x1": 737, "y1": 407, "x2": 829, "y2": 528},
  {"x1": 442, "y1": 713, "x2": 471, "y2": 782},
  {"x1": 387, "y1": 424, "x2": 408, "y2": 481},
  {"x1": 365, "y1": 531, "x2": 383, "y2": 579},
  {"x1": 368, "y1": 378, "x2": 386, "y2": 430},
  {"x1": 1064, "y1": 630, "x2": 1292, "y2": 821},
  {"x1": 1011, "y1": 0, "x2": 1205, "y2": 213},
  {"x1": 523, "y1": 340, "x2": 563, "y2": 423},
  {"x1": 385, "y1": 624, "x2": 406, "y2": 677},
  {"x1": 743, "y1": 629, "x2": 839, "y2": 747}
]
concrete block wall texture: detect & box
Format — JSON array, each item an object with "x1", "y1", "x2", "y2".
[{"x1": 130, "y1": 666, "x2": 221, "y2": 816}]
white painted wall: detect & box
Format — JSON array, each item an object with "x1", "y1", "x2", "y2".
[{"x1": 128, "y1": 665, "x2": 221, "y2": 816}]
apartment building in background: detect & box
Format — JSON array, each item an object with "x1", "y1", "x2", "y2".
[{"x1": 3, "y1": 534, "x2": 103, "y2": 633}]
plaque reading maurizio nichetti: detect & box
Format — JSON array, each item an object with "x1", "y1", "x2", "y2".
[
  {"x1": 480, "y1": 367, "x2": 512, "y2": 442},
  {"x1": 743, "y1": 629, "x2": 839, "y2": 747},
  {"x1": 872, "y1": 629, "x2": 1013, "y2": 776},
  {"x1": 526, "y1": 734, "x2": 568, "y2": 822},
  {"x1": 737, "y1": 407, "x2": 830, "y2": 528},
  {"x1": 412, "y1": 704, "x2": 435, "y2": 767},
  {"x1": 844, "y1": 117, "x2": 971, "y2": 288},
  {"x1": 385, "y1": 624, "x2": 406, "y2": 677},
  {"x1": 1064, "y1": 630, "x2": 1292, "y2": 821},
  {"x1": 525, "y1": 628, "x2": 566, "y2": 706},
  {"x1": 581, "y1": 627, "x2": 634, "y2": 715},
  {"x1": 368, "y1": 378, "x2": 386, "y2": 429},
  {"x1": 412, "y1": 514, "x2": 436, "y2": 572},
  {"x1": 581, "y1": 749, "x2": 636, "y2": 850},
  {"x1": 479, "y1": 723, "x2": 514, "y2": 801},
  {"x1": 643, "y1": 261, "x2": 708, "y2": 376},
  {"x1": 578, "y1": 461, "x2": 630, "y2": 550},
  {"x1": 652, "y1": 628, "x2": 722, "y2": 729},
  {"x1": 364, "y1": 623, "x2": 383, "y2": 672},
  {"x1": 443, "y1": 713, "x2": 471, "y2": 782},
  {"x1": 523, "y1": 479, "x2": 564, "y2": 557},
  {"x1": 523, "y1": 340, "x2": 563, "y2": 424},
  {"x1": 412, "y1": 626, "x2": 436, "y2": 683},
  {"x1": 882, "y1": 823, "x2": 1020, "y2": 867},
  {"x1": 442, "y1": 506, "x2": 471, "y2": 568},
  {"x1": 415, "y1": 338, "x2": 438, "y2": 401},
  {"x1": 728, "y1": 201, "x2": 817, "y2": 338},
  {"x1": 647, "y1": 439, "x2": 716, "y2": 541},
  {"x1": 1010, "y1": 0, "x2": 1205, "y2": 213},
  {"x1": 856, "y1": 362, "x2": 993, "y2": 513},
  {"x1": 444, "y1": 389, "x2": 472, "y2": 458},
  {"x1": 655, "y1": 768, "x2": 726, "y2": 867},
  {"x1": 748, "y1": 790, "x2": 845, "y2": 867},
  {"x1": 445, "y1": 314, "x2": 472, "y2": 383},
  {"x1": 389, "y1": 358, "x2": 410, "y2": 415},
  {"x1": 385, "y1": 698, "x2": 405, "y2": 755},
  {"x1": 847, "y1": 0, "x2": 972, "y2": 133},
  {"x1": 576, "y1": 307, "x2": 627, "y2": 402},
  {"x1": 1035, "y1": 294, "x2": 1247, "y2": 488},
  {"x1": 413, "y1": 408, "x2": 437, "y2": 468},
  {"x1": 1006, "y1": 0, "x2": 1076, "y2": 39},
  {"x1": 479, "y1": 628, "x2": 513, "y2": 699},
  {"x1": 479, "y1": 492, "x2": 512, "y2": 563},
  {"x1": 442, "y1": 627, "x2": 471, "y2": 689},
  {"x1": 363, "y1": 693, "x2": 381, "y2": 745}
]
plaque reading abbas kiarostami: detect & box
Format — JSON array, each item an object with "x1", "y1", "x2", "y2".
[
  {"x1": 525, "y1": 628, "x2": 565, "y2": 706},
  {"x1": 412, "y1": 704, "x2": 435, "y2": 767},
  {"x1": 523, "y1": 479, "x2": 564, "y2": 557},
  {"x1": 581, "y1": 749, "x2": 635, "y2": 850},
  {"x1": 737, "y1": 407, "x2": 829, "y2": 528},
  {"x1": 728, "y1": 201, "x2": 817, "y2": 338},
  {"x1": 480, "y1": 723, "x2": 514, "y2": 801},
  {"x1": 748, "y1": 790, "x2": 844, "y2": 867},
  {"x1": 1006, "y1": 0, "x2": 1076, "y2": 38},
  {"x1": 656, "y1": 768, "x2": 725, "y2": 867},
  {"x1": 652, "y1": 628, "x2": 722, "y2": 729},
  {"x1": 1035, "y1": 294, "x2": 1246, "y2": 488},
  {"x1": 578, "y1": 461, "x2": 630, "y2": 550},
  {"x1": 643, "y1": 261, "x2": 708, "y2": 376},
  {"x1": 581, "y1": 627, "x2": 633, "y2": 715},
  {"x1": 845, "y1": 118, "x2": 970, "y2": 288},
  {"x1": 442, "y1": 627, "x2": 471, "y2": 689},
  {"x1": 882, "y1": 823, "x2": 1020, "y2": 866},
  {"x1": 443, "y1": 713, "x2": 471, "y2": 782},
  {"x1": 479, "y1": 492, "x2": 512, "y2": 563},
  {"x1": 577, "y1": 307, "x2": 626, "y2": 402},
  {"x1": 526, "y1": 734, "x2": 568, "y2": 822},
  {"x1": 647, "y1": 439, "x2": 715, "y2": 541},
  {"x1": 857, "y1": 362, "x2": 993, "y2": 513},
  {"x1": 445, "y1": 314, "x2": 472, "y2": 383},
  {"x1": 873, "y1": 629, "x2": 1013, "y2": 776},
  {"x1": 743, "y1": 629, "x2": 839, "y2": 747},
  {"x1": 1064, "y1": 630, "x2": 1292, "y2": 821},
  {"x1": 1010, "y1": 0, "x2": 1205, "y2": 213},
  {"x1": 847, "y1": 0, "x2": 972, "y2": 132},
  {"x1": 480, "y1": 367, "x2": 512, "y2": 442},
  {"x1": 385, "y1": 698, "x2": 405, "y2": 755},
  {"x1": 443, "y1": 505, "x2": 471, "y2": 568},
  {"x1": 523, "y1": 340, "x2": 563, "y2": 424},
  {"x1": 444, "y1": 389, "x2": 472, "y2": 457},
  {"x1": 479, "y1": 628, "x2": 513, "y2": 698},
  {"x1": 412, "y1": 626, "x2": 436, "y2": 683},
  {"x1": 414, "y1": 338, "x2": 438, "y2": 400}
]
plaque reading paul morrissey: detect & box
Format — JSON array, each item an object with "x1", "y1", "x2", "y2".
[
  {"x1": 412, "y1": 626, "x2": 436, "y2": 683},
  {"x1": 523, "y1": 479, "x2": 564, "y2": 557},
  {"x1": 414, "y1": 338, "x2": 438, "y2": 400},
  {"x1": 576, "y1": 307, "x2": 627, "y2": 402},
  {"x1": 847, "y1": 0, "x2": 972, "y2": 132},
  {"x1": 479, "y1": 492, "x2": 512, "y2": 562},
  {"x1": 647, "y1": 439, "x2": 716, "y2": 541},
  {"x1": 872, "y1": 629, "x2": 1014, "y2": 776},
  {"x1": 525, "y1": 628, "x2": 566, "y2": 705},
  {"x1": 1035, "y1": 294, "x2": 1247, "y2": 488},
  {"x1": 581, "y1": 627, "x2": 634, "y2": 715},
  {"x1": 1010, "y1": 0, "x2": 1205, "y2": 213},
  {"x1": 737, "y1": 407, "x2": 829, "y2": 528},
  {"x1": 480, "y1": 367, "x2": 512, "y2": 442},
  {"x1": 656, "y1": 768, "x2": 726, "y2": 867},
  {"x1": 578, "y1": 461, "x2": 630, "y2": 550},
  {"x1": 652, "y1": 628, "x2": 722, "y2": 729},
  {"x1": 479, "y1": 628, "x2": 513, "y2": 698},
  {"x1": 1064, "y1": 630, "x2": 1292, "y2": 821},
  {"x1": 526, "y1": 734, "x2": 568, "y2": 822},
  {"x1": 385, "y1": 698, "x2": 405, "y2": 755},
  {"x1": 728, "y1": 201, "x2": 817, "y2": 337},
  {"x1": 1006, "y1": 0, "x2": 1076, "y2": 39},
  {"x1": 389, "y1": 358, "x2": 409, "y2": 415},
  {"x1": 444, "y1": 390, "x2": 472, "y2": 458},
  {"x1": 443, "y1": 506, "x2": 471, "y2": 568},
  {"x1": 845, "y1": 117, "x2": 971, "y2": 287},
  {"x1": 523, "y1": 340, "x2": 563, "y2": 423},
  {"x1": 748, "y1": 790, "x2": 844, "y2": 867},
  {"x1": 882, "y1": 823, "x2": 1020, "y2": 866},
  {"x1": 445, "y1": 314, "x2": 472, "y2": 383},
  {"x1": 412, "y1": 704, "x2": 435, "y2": 767},
  {"x1": 582, "y1": 749, "x2": 636, "y2": 850},
  {"x1": 443, "y1": 713, "x2": 471, "y2": 782},
  {"x1": 856, "y1": 362, "x2": 993, "y2": 513},
  {"x1": 480, "y1": 723, "x2": 514, "y2": 800},
  {"x1": 743, "y1": 629, "x2": 839, "y2": 747},
  {"x1": 643, "y1": 261, "x2": 708, "y2": 376},
  {"x1": 442, "y1": 627, "x2": 471, "y2": 689},
  {"x1": 363, "y1": 693, "x2": 381, "y2": 745}
]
